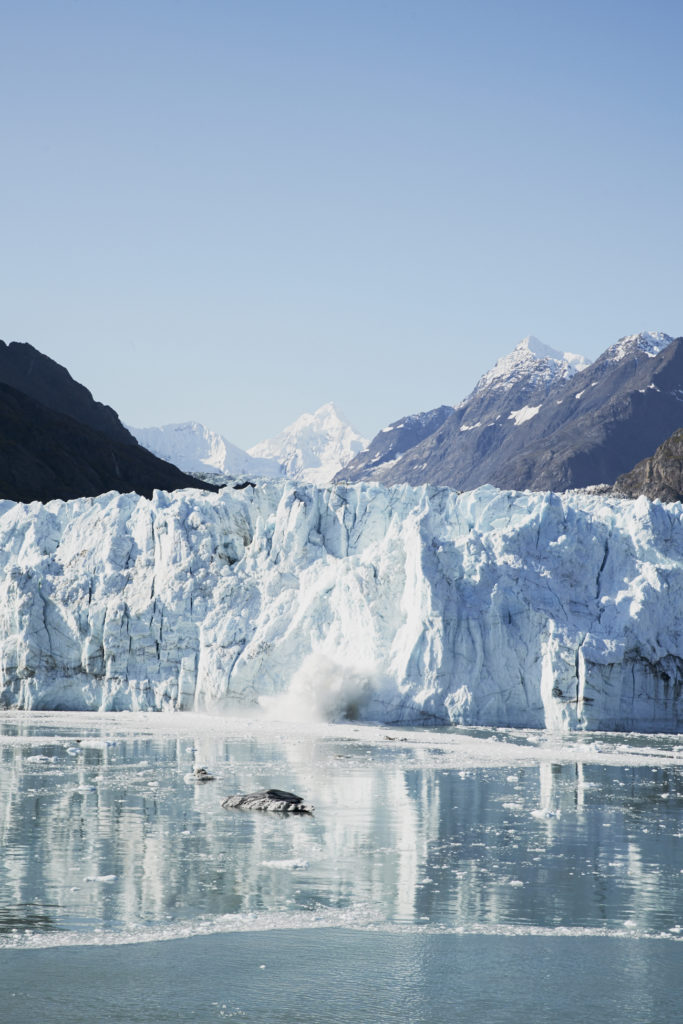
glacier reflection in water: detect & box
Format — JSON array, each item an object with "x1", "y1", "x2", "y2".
[{"x1": 0, "y1": 712, "x2": 682, "y2": 946}]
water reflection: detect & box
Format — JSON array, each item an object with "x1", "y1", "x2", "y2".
[{"x1": 0, "y1": 718, "x2": 681, "y2": 943}]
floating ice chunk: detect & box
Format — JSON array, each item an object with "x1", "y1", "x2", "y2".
[{"x1": 184, "y1": 766, "x2": 217, "y2": 783}]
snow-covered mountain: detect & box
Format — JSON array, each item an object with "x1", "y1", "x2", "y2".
[
  {"x1": 470, "y1": 334, "x2": 589, "y2": 397},
  {"x1": 338, "y1": 335, "x2": 591, "y2": 486},
  {"x1": 1, "y1": 479, "x2": 681, "y2": 732},
  {"x1": 338, "y1": 331, "x2": 683, "y2": 493},
  {"x1": 128, "y1": 421, "x2": 282, "y2": 479},
  {"x1": 248, "y1": 402, "x2": 368, "y2": 486},
  {"x1": 599, "y1": 330, "x2": 674, "y2": 365},
  {"x1": 130, "y1": 404, "x2": 367, "y2": 486}
]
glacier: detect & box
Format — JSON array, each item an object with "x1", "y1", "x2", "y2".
[{"x1": 0, "y1": 481, "x2": 681, "y2": 732}]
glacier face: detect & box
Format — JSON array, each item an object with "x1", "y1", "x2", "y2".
[{"x1": 0, "y1": 482, "x2": 681, "y2": 732}]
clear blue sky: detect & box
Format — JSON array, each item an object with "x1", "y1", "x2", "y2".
[{"x1": 2, "y1": 1, "x2": 682, "y2": 448}]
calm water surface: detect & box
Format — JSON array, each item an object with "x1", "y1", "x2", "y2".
[{"x1": 0, "y1": 711, "x2": 682, "y2": 1022}]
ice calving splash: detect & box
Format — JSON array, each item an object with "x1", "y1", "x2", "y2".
[{"x1": 259, "y1": 653, "x2": 378, "y2": 722}]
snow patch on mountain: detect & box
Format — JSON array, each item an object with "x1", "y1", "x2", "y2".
[
  {"x1": 508, "y1": 405, "x2": 541, "y2": 425},
  {"x1": 129, "y1": 422, "x2": 282, "y2": 479},
  {"x1": 248, "y1": 403, "x2": 368, "y2": 486},
  {"x1": 0, "y1": 481, "x2": 681, "y2": 733}
]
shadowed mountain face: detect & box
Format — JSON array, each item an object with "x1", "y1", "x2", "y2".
[
  {"x1": 335, "y1": 406, "x2": 454, "y2": 484},
  {"x1": 0, "y1": 340, "x2": 134, "y2": 444},
  {"x1": 615, "y1": 428, "x2": 683, "y2": 503},
  {"x1": 0, "y1": 340, "x2": 216, "y2": 503},
  {"x1": 338, "y1": 333, "x2": 683, "y2": 493}
]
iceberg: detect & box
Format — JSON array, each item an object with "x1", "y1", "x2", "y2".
[{"x1": 0, "y1": 481, "x2": 681, "y2": 732}]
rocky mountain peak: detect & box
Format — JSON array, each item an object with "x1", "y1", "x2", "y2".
[
  {"x1": 601, "y1": 331, "x2": 674, "y2": 364},
  {"x1": 469, "y1": 335, "x2": 590, "y2": 399}
]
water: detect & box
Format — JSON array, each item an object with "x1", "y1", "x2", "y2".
[{"x1": 1, "y1": 711, "x2": 682, "y2": 1022}]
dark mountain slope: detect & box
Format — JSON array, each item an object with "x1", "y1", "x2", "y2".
[
  {"x1": 0, "y1": 381, "x2": 214, "y2": 503},
  {"x1": 337, "y1": 406, "x2": 454, "y2": 484},
  {"x1": 0, "y1": 339, "x2": 134, "y2": 444},
  {"x1": 0, "y1": 338, "x2": 217, "y2": 502}
]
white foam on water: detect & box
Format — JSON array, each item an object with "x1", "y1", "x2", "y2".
[
  {"x1": 261, "y1": 859, "x2": 310, "y2": 870},
  {"x1": 3, "y1": 913, "x2": 682, "y2": 951},
  {"x1": 0, "y1": 905, "x2": 380, "y2": 950}
]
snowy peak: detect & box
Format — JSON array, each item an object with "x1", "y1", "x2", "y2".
[
  {"x1": 248, "y1": 403, "x2": 368, "y2": 486},
  {"x1": 472, "y1": 335, "x2": 590, "y2": 397},
  {"x1": 519, "y1": 334, "x2": 562, "y2": 359},
  {"x1": 602, "y1": 331, "x2": 674, "y2": 364},
  {"x1": 129, "y1": 421, "x2": 282, "y2": 479}
]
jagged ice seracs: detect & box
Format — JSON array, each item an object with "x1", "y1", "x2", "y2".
[{"x1": 0, "y1": 480, "x2": 681, "y2": 732}]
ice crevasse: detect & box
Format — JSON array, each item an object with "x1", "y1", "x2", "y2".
[{"x1": 0, "y1": 480, "x2": 681, "y2": 732}]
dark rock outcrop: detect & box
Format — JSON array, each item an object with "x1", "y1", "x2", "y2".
[
  {"x1": 614, "y1": 428, "x2": 683, "y2": 503},
  {"x1": 222, "y1": 789, "x2": 313, "y2": 813}
]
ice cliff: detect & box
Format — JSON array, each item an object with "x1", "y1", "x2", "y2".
[{"x1": 0, "y1": 481, "x2": 681, "y2": 732}]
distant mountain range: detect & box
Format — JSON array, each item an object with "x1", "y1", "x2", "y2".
[
  {"x1": 336, "y1": 331, "x2": 683, "y2": 494},
  {"x1": 130, "y1": 402, "x2": 368, "y2": 486},
  {"x1": 0, "y1": 339, "x2": 214, "y2": 503},
  {"x1": 3, "y1": 331, "x2": 683, "y2": 505}
]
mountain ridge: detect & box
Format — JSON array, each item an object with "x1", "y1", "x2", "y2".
[{"x1": 337, "y1": 331, "x2": 683, "y2": 492}]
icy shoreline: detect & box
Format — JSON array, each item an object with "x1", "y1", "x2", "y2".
[{"x1": 0, "y1": 480, "x2": 682, "y2": 731}]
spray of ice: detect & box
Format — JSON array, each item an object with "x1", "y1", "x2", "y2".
[{"x1": 260, "y1": 654, "x2": 376, "y2": 722}]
